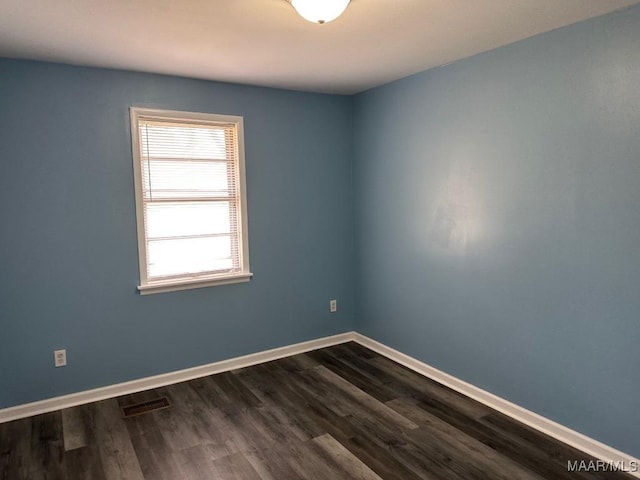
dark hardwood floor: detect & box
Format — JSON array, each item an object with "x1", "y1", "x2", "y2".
[{"x1": 0, "y1": 342, "x2": 633, "y2": 479}]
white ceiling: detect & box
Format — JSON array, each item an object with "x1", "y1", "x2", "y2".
[{"x1": 0, "y1": 0, "x2": 638, "y2": 94}]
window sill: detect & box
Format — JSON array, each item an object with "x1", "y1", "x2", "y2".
[{"x1": 137, "y1": 272, "x2": 253, "y2": 295}]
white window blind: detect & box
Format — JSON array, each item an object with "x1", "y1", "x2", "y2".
[{"x1": 130, "y1": 108, "x2": 251, "y2": 294}]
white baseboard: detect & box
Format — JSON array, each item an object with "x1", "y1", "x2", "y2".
[
  {"x1": 1, "y1": 330, "x2": 637, "y2": 478},
  {"x1": 0, "y1": 331, "x2": 356, "y2": 424},
  {"x1": 352, "y1": 332, "x2": 640, "y2": 479}
]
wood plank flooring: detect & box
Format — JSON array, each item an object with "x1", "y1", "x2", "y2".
[{"x1": 0, "y1": 342, "x2": 634, "y2": 479}]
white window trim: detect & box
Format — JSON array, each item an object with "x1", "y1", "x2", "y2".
[{"x1": 130, "y1": 107, "x2": 252, "y2": 295}]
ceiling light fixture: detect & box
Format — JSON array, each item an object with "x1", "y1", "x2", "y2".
[{"x1": 290, "y1": 0, "x2": 351, "y2": 24}]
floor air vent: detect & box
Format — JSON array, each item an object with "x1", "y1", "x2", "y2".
[{"x1": 121, "y1": 397, "x2": 171, "y2": 417}]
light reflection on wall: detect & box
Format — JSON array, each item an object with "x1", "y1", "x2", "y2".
[{"x1": 429, "y1": 163, "x2": 482, "y2": 255}]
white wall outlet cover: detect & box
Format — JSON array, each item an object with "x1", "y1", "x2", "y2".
[{"x1": 54, "y1": 349, "x2": 67, "y2": 367}]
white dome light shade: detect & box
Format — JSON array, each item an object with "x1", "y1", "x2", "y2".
[{"x1": 291, "y1": 0, "x2": 351, "y2": 24}]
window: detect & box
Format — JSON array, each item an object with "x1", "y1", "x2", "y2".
[{"x1": 130, "y1": 108, "x2": 251, "y2": 294}]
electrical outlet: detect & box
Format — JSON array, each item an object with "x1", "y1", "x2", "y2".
[
  {"x1": 330, "y1": 299, "x2": 337, "y2": 313},
  {"x1": 54, "y1": 349, "x2": 67, "y2": 367}
]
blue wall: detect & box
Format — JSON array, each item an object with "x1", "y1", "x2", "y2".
[
  {"x1": 354, "y1": 6, "x2": 640, "y2": 456},
  {"x1": 0, "y1": 60, "x2": 354, "y2": 407}
]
